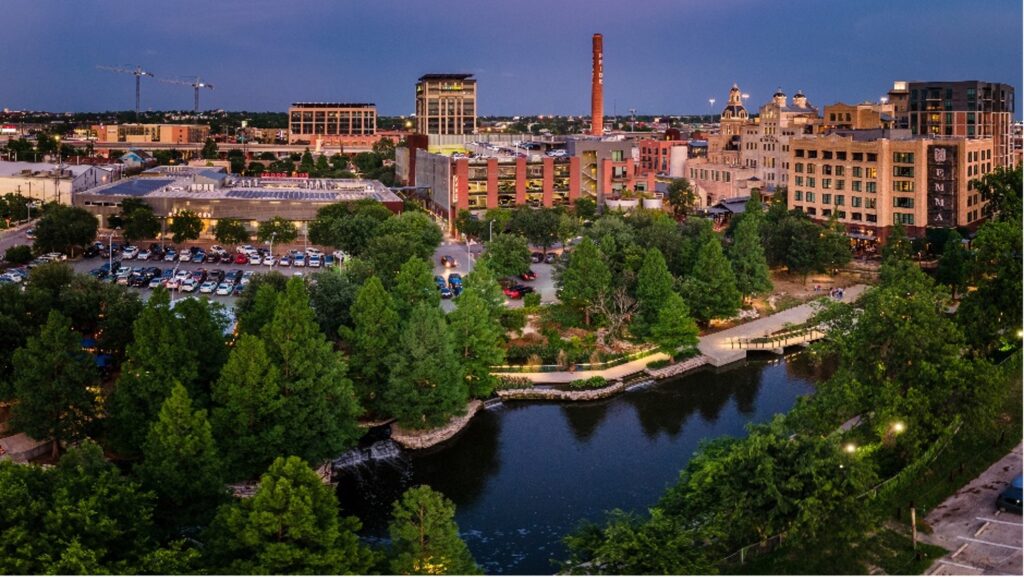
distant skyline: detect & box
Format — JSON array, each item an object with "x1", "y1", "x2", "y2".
[{"x1": 1, "y1": 0, "x2": 1021, "y2": 117}]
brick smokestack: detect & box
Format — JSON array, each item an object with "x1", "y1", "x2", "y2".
[{"x1": 591, "y1": 33, "x2": 604, "y2": 136}]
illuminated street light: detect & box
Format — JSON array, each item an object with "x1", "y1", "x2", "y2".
[
  {"x1": 892, "y1": 422, "x2": 906, "y2": 434},
  {"x1": 844, "y1": 443, "x2": 857, "y2": 454}
]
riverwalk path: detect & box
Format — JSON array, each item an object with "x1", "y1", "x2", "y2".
[{"x1": 493, "y1": 284, "x2": 867, "y2": 384}]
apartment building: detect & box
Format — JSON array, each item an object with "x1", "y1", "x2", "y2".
[
  {"x1": 91, "y1": 123, "x2": 210, "y2": 144},
  {"x1": 788, "y1": 131, "x2": 994, "y2": 245},
  {"x1": 287, "y1": 102, "x2": 377, "y2": 146},
  {"x1": 416, "y1": 74, "x2": 477, "y2": 135}
]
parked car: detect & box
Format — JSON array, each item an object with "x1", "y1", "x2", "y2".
[
  {"x1": 215, "y1": 282, "x2": 233, "y2": 296},
  {"x1": 164, "y1": 249, "x2": 178, "y2": 262},
  {"x1": 544, "y1": 252, "x2": 557, "y2": 264},
  {"x1": 531, "y1": 252, "x2": 544, "y2": 263},
  {"x1": 262, "y1": 254, "x2": 276, "y2": 266},
  {"x1": 179, "y1": 249, "x2": 194, "y2": 262},
  {"x1": 240, "y1": 271, "x2": 255, "y2": 286},
  {"x1": 332, "y1": 250, "x2": 346, "y2": 263},
  {"x1": 434, "y1": 275, "x2": 447, "y2": 289},
  {"x1": 439, "y1": 286, "x2": 453, "y2": 299},
  {"x1": 205, "y1": 252, "x2": 221, "y2": 264},
  {"x1": 308, "y1": 255, "x2": 322, "y2": 268},
  {"x1": 293, "y1": 254, "x2": 306, "y2": 267},
  {"x1": 83, "y1": 245, "x2": 100, "y2": 258},
  {"x1": 234, "y1": 253, "x2": 248, "y2": 265},
  {"x1": 324, "y1": 254, "x2": 336, "y2": 267},
  {"x1": 25, "y1": 228, "x2": 35, "y2": 240},
  {"x1": 122, "y1": 246, "x2": 139, "y2": 260},
  {"x1": 180, "y1": 278, "x2": 199, "y2": 293},
  {"x1": 228, "y1": 269, "x2": 244, "y2": 284},
  {"x1": 448, "y1": 273, "x2": 462, "y2": 289},
  {"x1": 440, "y1": 255, "x2": 458, "y2": 268},
  {"x1": 199, "y1": 281, "x2": 218, "y2": 294},
  {"x1": 210, "y1": 245, "x2": 227, "y2": 256},
  {"x1": 997, "y1": 475, "x2": 1023, "y2": 514},
  {"x1": 503, "y1": 284, "x2": 534, "y2": 299},
  {"x1": 278, "y1": 255, "x2": 291, "y2": 267},
  {"x1": 520, "y1": 269, "x2": 537, "y2": 281}
]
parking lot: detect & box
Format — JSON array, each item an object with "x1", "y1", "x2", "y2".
[
  {"x1": 925, "y1": 443, "x2": 1022, "y2": 575},
  {"x1": 432, "y1": 240, "x2": 559, "y2": 313}
]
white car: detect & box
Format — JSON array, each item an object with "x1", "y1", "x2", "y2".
[
  {"x1": 137, "y1": 250, "x2": 152, "y2": 261},
  {"x1": 279, "y1": 255, "x2": 292, "y2": 267},
  {"x1": 305, "y1": 248, "x2": 323, "y2": 257},
  {"x1": 293, "y1": 254, "x2": 306, "y2": 267},
  {"x1": 180, "y1": 279, "x2": 199, "y2": 292},
  {"x1": 237, "y1": 244, "x2": 255, "y2": 254},
  {"x1": 179, "y1": 250, "x2": 193, "y2": 262},
  {"x1": 262, "y1": 255, "x2": 276, "y2": 266},
  {"x1": 199, "y1": 281, "x2": 218, "y2": 294},
  {"x1": 308, "y1": 255, "x2": 321, "y2": 268},
  {"x1": 215, "y1": 282, "x2": 233, "y2": 296},
  {"x1": 165, "y1": 277, "x2": 181, "y2": 290},
  {"x1": 163, "y1": 251, "x2": 178, "y2": 262},
  {"x1": 41, "y1": 252, "x2": 67, "y2": 262},
  {"x1": 122, "y1": 246, "x2": 139, "y2": 259},
  {"x1": 240, "y1": 270, "x2": 255, "y2": 286},
  {"x1": 332, "y1": 250, "x2": 346, "y2": 263},
  {"x1": 210, "y1": 245, "x2": 226, "y2": 255}
]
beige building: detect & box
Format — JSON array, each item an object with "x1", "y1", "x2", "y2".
[
  {"x1": 416, "y1": 74, "x2": 477, "y2": 135},
  {"x1": 91, "y1": 124, "x2": 210, "y2": 144},
  {"x1": 788, "y1": 132, "x2": 994, "y2": 244},
  {"x1": 820, "y1": 102, "x2": 895, "y2": 132},
  {"x1": 287, "y1": 102, "x2": 377, "y2": 145}
]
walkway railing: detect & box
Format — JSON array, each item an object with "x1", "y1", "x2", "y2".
[
  {"x1": 491, "y1": 347, "x2": 658, "y2": 374},
  {"x1": 726, "y1": 327, "x2": 825, "y2": 351}
]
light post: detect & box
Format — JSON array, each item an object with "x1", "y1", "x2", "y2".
[
  {"x1": 54, "y1": 135, "x2": 62, "y2": 205},
  {"x1": 108, "y1": 227, "x2": 119, "y2": 273},
  {"x1": 269, "y1": 232, "x2": 276, "y2": 271},
  {"x1": 489, "y1": 219, "x2": 494, "y2": 242},
  {"x1": 303, "y1": 224, "x2": 308, "y2": 254}
]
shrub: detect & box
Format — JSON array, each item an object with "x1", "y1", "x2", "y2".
[
  {"x1": 500, "y1": 308, "x2": 527, "y2": 334},
  {"x1": 505, "y1": 343, "x2": 549, "y2": 364},
  {"x1": 523, "y1": 292, "x2": 541, "y2": 308},
  {"x1": 525, "y1": 353, "x2": 544, "y2": 367},
  {"x1": 568, "y1": 376, "x2": 609, "y2": 390},
  {"x1": 647, "y1": 359, "x2": 671, "y2": 370},
  {"x1": 494, "y1": 375, "x2": 534, "y2": 391},
  {"x1": 4, "y1": 244, "x2": 33, "y2": 264}
]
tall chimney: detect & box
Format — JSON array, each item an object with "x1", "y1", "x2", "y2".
[{"x1": 591, "y1": 33, "x2": 604, "y2": 136}]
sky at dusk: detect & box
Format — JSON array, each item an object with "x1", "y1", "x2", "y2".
[{"x1": 2, "y1": 0, "x2": 1021, "y2": 117}]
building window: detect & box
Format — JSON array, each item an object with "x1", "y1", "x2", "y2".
[
  {"x1": 853, "y1": 152, "x2": 864, "y2": 161},
  {"x1": 822, "y1": 178, "x2": 832, "y2": 189},
  {"x1": 794, "y1": 190, "x2": 803, "y2": 201},
  {"x1": 893, "y1": 197, "x2": 915, "y2": 208},
  {"x1": 806, "y1": 207, "x2": 817, "y2": 215},
  {"x1": 852, "y1": 196, "x2": 862, "y2": 208},
  {"x1": 892, "y1": 180, "x2": 915, "y2": 193},
  {"x1": 823, "y1": 151, "x2": 834, "y2": 160},
  {"x1": 893, "y1": 213, "x2": 914, "y2": 225},
  {"x1": 893, "y1": 152, "x2": 915, "y2": 163},
  {"x1": 795, "y1": 162, "x2": 804, "y2": 173},
  {"x1": 795, "y1": 149, "x2": 805, "y2": 158},
  {"x1": 836, "y1": 151, "x2": 847, "y2": 160},
  {"x1": 867, "y1": 153, "x2": 877, "y2": 162},
  {"x1": 822, "y1": 193, "x2": 832, "y2": 205},
  {"x1": 835, "y1": 195, "x2": 844, "y2": 206},
  {"x1": 865, "y1": 182, "x2": 877, "y2": 193},
  {"x1": 808, "y1": 150, "x2": 818, "y2": 159},
  {"x1": 795, "y1": 176, "x2": 804, "y2": 186},
  {"x1": 836, "y1": 210, "x2": 846, "y2": 219},
  {"x1": 865, "y1": 198, "x2": 877, "y2": 209},
  {"x1": 834, "y1": 166, "x2": 845, "y2": 176},
  {"x1": 806, "y1": 177, "x2": 816, "y2": 187},
  {"x1": 851, "y1": 212, "x2": 862, "y2": 221},
  {"x1": 823, "y1": 165, "x2": 833, "y2": 175},
  {"x1": 806, "y1": 192, "x2": 815, "y2": 202},
  {"x1": 835, "y1": 180, "x2": 845, "y2": 191},
  {"x1": 866, "y1": 167, "x2": 877, "y2": 179},
  {"x1": 822, "y1": 208, "x2": 832, "y2": 217},
  {"x1": 852, "y1": 166, "x2": 862, "y2": 178},
  {"x1": 893, "y1": 166, "x2": 915, "y2": 178},
  {"x1": 806, "y1": 164, "x2": 816, "y2": 174},
  {"x1": 866, "y1": 213, "x2": 877, "y2": 223}
]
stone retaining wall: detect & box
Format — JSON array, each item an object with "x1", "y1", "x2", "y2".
[
  {"x1": 391, "y1": 400, "x2": 483, "y2": 450},
  {"x1": 644, "y1": 355, "x2": 709, "y2": 379},
  {"x1": 497, "y1": 380, "x2": 627, "y2": 402}
]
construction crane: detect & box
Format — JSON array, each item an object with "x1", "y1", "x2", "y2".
[
  {"x1": 97, "y1": 65, "x2": 154, "y2": 119},
  {"x1": 159, "y1": 76, "x2": 214, "y2": 115}
]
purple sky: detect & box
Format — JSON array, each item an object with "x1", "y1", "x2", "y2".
[{"x1": 1, "y1": 0, "x2": 1020, "y2": 117}]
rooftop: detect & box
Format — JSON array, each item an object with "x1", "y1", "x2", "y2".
[
  {"x1": 418, "y1": 73, "x2": 474, "y2": 81},
  {"x1": 0, "y1": 161, "x2": 98, "y2": 178},
  {"x1": 290, "y1": 102, "x2": 376, "y2": 109}
]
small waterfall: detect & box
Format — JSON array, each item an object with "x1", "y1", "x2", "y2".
[{"x1": 332, "y1": 440, "x2": 403, "y2": 471}]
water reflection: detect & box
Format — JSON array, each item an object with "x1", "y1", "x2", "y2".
[{"x1": 338, "y1": 355, "x2": 826, "y2": 575}]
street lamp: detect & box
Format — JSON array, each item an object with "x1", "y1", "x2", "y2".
[
  {"x1": 269, "y1": 232, "x2": 276, "y2": 271},
  {"x1": 54, "y1": 135, "x2": 62, "y2": 205},
  {"x1": 844, "y1": 443, "x2": 857, "y2": 454},
  {"x1": 891, "y1": 422, "x2": 905, "y2": 434}
]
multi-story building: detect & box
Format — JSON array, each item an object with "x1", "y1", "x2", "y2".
[
  {"x1": 888, "y1": 80, "x2": 1016, "y2": 167},
  {"x1": 787, "y1": 131, "x2": 994, "y2": 245},
  {"x1": 637, "y1": 136, "x2": 688, "y2": 178},
  {"x1": 566, "y1": 137, "x2": 653, "y2": 204},
  {"x1": 819, "y1": 102, "x2": 895, "y2": 132},
  {"x1": 91, "y1": 123, "x2": 210, "y2": 144},
  {"x1": 287, "y1": 102, "x2": 377, "y2": 146},
  {"x1": 416, "y1": 74, "x2": 477, "y2": 135}
]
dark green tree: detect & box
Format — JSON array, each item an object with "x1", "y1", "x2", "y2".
[
  {"x1": 666, "y1": 178, "x2": 697, "y2": 219},
  {"x1": 10, "y1": 310, "x2": 98, "y2": 459},
  {"x1": 171, "y1": 297, "x2": 229, "y2": 405},
  {"x1": 384, "y1": 303, "x2": 466, "y2": 429},
  {"x1": 650, "y1": 292, "x2": 700, "y2": 360},
  {"x1": 482, "y1": 233, "x2": 531, "y2": 277},
  {"x1": 211, "y1": 334, "x2": 287, "y2": 480},
  {"x1": 365, "y1": 211, "x2": 443, "y2": 282},
  {"x1": 729, "y1": 208, "x2": 773, "y2": 301},
  {"x1": 974, "y1": 165, "x2": 1023, "y2": 223},
  {"x1": 201, "y1": 138, "x2": 218, "y2": 159},
  {"x1": 107, "y1": 288, "x2": 198, "y2": 456},
  {"x1": 236, "y1": 271, "x2": 288, "y2": 335},
  {"x1": 936, "y1": 230, "x2": 970, "y2": 299},
  {"x1": 462, "y1": 261, "x2": 505, "y2": 322},
  {"x1": 393, "y1": 256, "x2": 441, "y2": 319},
  {"x1": 168, "y1": 209, "x2": 203, "y2": 244},
  {"x1": 388, "y1": 485, "x2": 480, "y2": 575},
  {"x1": 559, "y1": 237, "x2": 611, "y2": 326},
  {"x1": 308, "y1": 267, "x2": 358, "y2": 337},
  {"x1": 346, "y1": 275, "x2": 401, "y2": 415},
  {"x1": 634, "y1": 247, "x2": 675, "y2": 337},
  {"x1": 681, "y1": 236, "x2": 741, "y2": 326},
  {"x1": 32, "y1": 205, "x2": 98, "y2": 256},
  {"x1": 448, "y1": 289, "x2": 506, "y2": 398},
  {"x1": 213, "y1": 218, "x2": 250, "y2": 245},
  {"x1": 257, "y1": 216, "x2": 298, "y2": 243},
  {"x1": 205, "y1": 456, "x2": 376, "y2": 574},
  {"x1": 262, "y1": 277, "x2": 362, "y2": 463},
  {"x1": 136, "y1": 383, "x2": 226, "y2": 532},
  {"x1": 4, "y1": 244, "x2": 32, "y2": 264},
  {"x1": 299, "y1": 148, "x2": 315, "y2": 174},
  {"x1": 510, "y1": 207, "x2": 561, "y2": 253},
  {"x1": 574, "y1": 196, "x2": 597, "y2": 220},
  {"x1": 958, "y1": 220, "x2": 1023, "y2": 354}
]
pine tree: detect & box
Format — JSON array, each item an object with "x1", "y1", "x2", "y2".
[
  {"x1": 108, "y1": 288, "x2": 198, "y2": 455},
  {"x1": 348, "y1": 275, "x2": 400, "y2": 415},
  {"x1": 211, "y1": 334, "x2": 287, "y2": 481},
  {"x1": 10, "y1": 310, "x2": 98, "y2": 459},
  {"x1": 448, "y1": 290, "x2": 506, "y2": 398},
  {"x1": 634, "y1": 247, "x2": 675, "y2": 337},
  {"x1": 650, "y1": 292, "x2": 700, "y2": 360},
  {"x1": 729, "y1": 210, "x2": 773, "y2": 301},
  {"x1": 559, "y1": 237, "x2": 611, "y2": 326},
  {"x1": 462, "y1": 261, "x2": 505, "y2": 322},
  {"x1": 388, "y1": 485, "x2": 480, "y2": 575},
  {"x1": 171, "y1": 297, "x2": 229, "y2": 407},
  {"x1": 238, "y1": 281, "x2": 281, "y2": 335},
  {"x1": 936, "y1": 230, "x2": 969, "y2": 299},
  {"x1": 392, "y1": 256, "x2": 440, "y2": 319},
  {"x1": 681, "y1": 236, "x2": 741, "y2": 326},
  {"x1": 384, "y1": 302, "x2": 467, "y2": 429},
  {"x1": 262, "y1": 277, "x2": 362, "y2": 464},
  {"x1": 205, "y1": 456, "x2": 376, "y2": 574},
  {"x1": 136, "y1": 383, "x2": 226, "y2": 532}
]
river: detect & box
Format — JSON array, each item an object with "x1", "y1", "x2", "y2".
[{"x1": 335, "y1": 353, "x2": 828, "y2": 574}]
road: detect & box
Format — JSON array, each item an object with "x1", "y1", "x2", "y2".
[{"x1": 0, "y1": 221, "x2": 34, "y2": 255}]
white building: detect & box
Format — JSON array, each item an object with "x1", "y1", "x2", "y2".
[{"x1": 0, "y1": 161, "x2": 121, "y2": 205}]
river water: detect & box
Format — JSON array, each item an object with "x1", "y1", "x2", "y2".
[{"x1": 335, "y1": 354, "x2": 827, "y2": 574}]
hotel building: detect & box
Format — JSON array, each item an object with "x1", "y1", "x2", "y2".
[{"x1": 416, "y1": 74, "x2": 477, "y2": 135}]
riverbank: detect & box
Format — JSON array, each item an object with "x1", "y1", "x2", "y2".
[{"x1": 390, "y1": 400, "x2": 483, "y2": 450}]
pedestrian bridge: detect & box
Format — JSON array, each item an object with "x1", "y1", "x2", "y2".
[{"x1": 724, "y1": 327, "x2": 826, "y2": 351}]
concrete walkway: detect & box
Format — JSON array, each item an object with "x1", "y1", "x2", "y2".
[
  {"x1": 699, "y1": 284, "x2": 866, "y2": 366},
  {"x1": 495, "y1": 284, "x2": 868, "y2": 383}
]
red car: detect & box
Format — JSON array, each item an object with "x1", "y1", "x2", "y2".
[
  {"x1": 234, "y1": 253, "x2": 248, "y2": 264},
  {"x1": 503, "y1": 285, "x2": 534, "y2": 299},
  {"x1": 519, "y1": 269, "x2": 537, "y2": 281}
]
